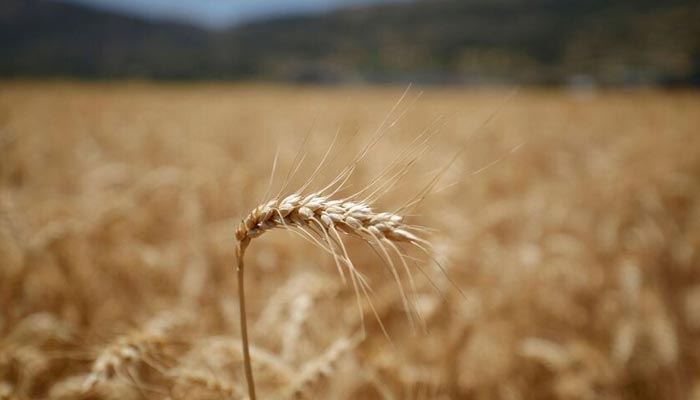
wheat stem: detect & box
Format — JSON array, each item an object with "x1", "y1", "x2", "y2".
[{"x1": 236, "y1": 239, "x2": 256, "y2": 400}]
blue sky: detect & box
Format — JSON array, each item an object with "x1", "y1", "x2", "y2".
[{"x1": 63, "y1": 0, "x2": 406, "y2": 28}]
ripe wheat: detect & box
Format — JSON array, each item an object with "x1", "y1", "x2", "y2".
[
  {"x1": 233, "y1": 90, "x2": 439, "y2": 400},
  {"x1": 235, "y1": 190, "x2": 431, "y2": 399}
]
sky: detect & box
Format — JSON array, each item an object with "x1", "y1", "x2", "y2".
[{"x1": 63, "y1": 0, "x2": 406, "y2": 28}]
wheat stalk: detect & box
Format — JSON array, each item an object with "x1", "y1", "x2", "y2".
[
  {"x1": 234, "y1": 89, "x2": 441, "y2": 399},
  {"x1": 235, "y1": 191, "x2": 429, "y2": 399}
]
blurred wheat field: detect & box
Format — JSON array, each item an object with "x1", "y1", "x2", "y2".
[{"x1": 1, "y1": 82, "x2": 699, "y2": 400}]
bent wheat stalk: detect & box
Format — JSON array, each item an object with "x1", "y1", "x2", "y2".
[
  {"x1": 235, "y1": 192, "x2": 429, "y2": 399},
  {"x1": 234, "y1": 87, "x2": 440, "y2": 399}
]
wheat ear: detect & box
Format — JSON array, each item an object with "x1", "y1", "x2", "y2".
[
  {"x1": 235, "y1": 191, "x2": 429, "y2": 399},
  {"x1": 83, "y1": 331, "x2": 170, "y2": 393},
  {"x1": 235, "y1": 87, "x2": 436, "y2": 399}
]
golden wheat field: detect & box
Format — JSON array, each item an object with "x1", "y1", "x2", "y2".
[{"x1": 1, "y1": 82, "x2": 699, "y2": 400}]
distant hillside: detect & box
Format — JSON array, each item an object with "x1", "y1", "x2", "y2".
[
  {"x1": 2, "y1": 0, "x2": 699, "y2": 85},
  {"x1": 0, "y1": 0, "x2": 216, "y2": 78}
]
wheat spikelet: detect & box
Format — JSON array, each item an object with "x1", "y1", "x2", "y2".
[
  {"x1": 235, "y1": 192, "x2": 424, "y2": 245},
  {"x1": 236, "y1": 191, "x2": 429, "y2": 321},
  {"x1": 82, "y1": 308, "x2": 194, "y2": 393},
  {"x1": 285, "y1": 335, "x2": 360, "y2": 399},
  {"x1": 82, "y1": 331, "x2": 171, "y2": 392}
]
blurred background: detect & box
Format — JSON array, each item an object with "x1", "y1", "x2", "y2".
[
  {"x1": 2, "y1": 0, "x2": 699, "y2": 86},
  {"x1": 2, "y1": 2, "x2": 700, "y2": 400}
]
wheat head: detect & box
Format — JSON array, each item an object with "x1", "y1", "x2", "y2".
[
  {"x1": 236, "y1": 192, "x2": 424, "y2": 251},
  {"x1": 234, "y1": 89, "x2": 438, "y2": 400},
  {"x1": 236, "y1": 190, "x2": 431, "y2": 326},
  {"x1": 234, "y1": 192, "x2": 430, "y2": 400}
]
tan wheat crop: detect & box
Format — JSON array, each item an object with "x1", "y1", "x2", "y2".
[{"x1": 1, "y1": 82, "x2": 700, "y2": 400}]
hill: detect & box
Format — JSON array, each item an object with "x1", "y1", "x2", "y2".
[
  {"x1": 0, "y1": 0, "x2": 215, "y2": 78},
  {"x1": 1, "y1": 0, "x2": 699, "y2": 85}
]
